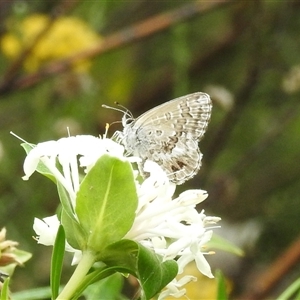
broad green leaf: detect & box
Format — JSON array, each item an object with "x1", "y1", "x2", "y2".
[
  {"x1": 69, "y1": 240, "x2": 177, "y2": 300},
  {"x1": 102, "y1": 240, "x2": 177, "y2": 300},
  {"x1": 50, "y1": 225, "x2": 65, "y2": 300},
  {"x1": 76, "y1": 155, "x2": 138, "y2": 252},
  {"x1": 100, "y1": 240, "x2": 139, "y2": 274},
  {"x1": 74, "y1": 240, "x2": 177, "y2": 300},
  {"x1": 215, "y1": 269, "x2": 228, "y2": 300},
  {"x1": 207, "y1": 233, "x2": 244, "y2": 256},
  {"x1": 137, "y1": 243, "x2": 178, "y2": 300}
]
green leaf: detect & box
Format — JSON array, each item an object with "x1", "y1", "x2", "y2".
[
  {"x1": 71, "y1": 266, "x2": 120, "y2": 299},
  {"x1": 57, "y1": 180, "x2": 75, "y2": 217},
  {"x1": 50, "y1": 225, "x2": 65, "y2": 300},
  {"x1": 101, "y1": 240, "x2": 178, "y2": 300},
  {"x1": 83, "y1": 273, "x2": 124, "y2": 300},
  {"x1": 70, "y1": 240, "x2": 136, "y2": 297},
  {"x1": 72, "y1": 239, "x2": 136, "y2": 298},
  {"x1": 76, "y1": 155, "x2": 138, "y2": 252},
  {"x1": 0, "y1": 277, "x2": 10, "y2": 300},
  {"x1": 60, "y1": 208, "x2": 86, "y2": 250},
  {"x1": 56, "y1": 178, "x2": 87, "y2": 250},
  {"x1": 21, "y1": 142, "x2": 36, "y2": 155},
  {"x1": 207, "y1": 233, "x2": 244, "y2": 256},
  {"x1": 276, "y1": 277, "x2": 300, "y2": 300},
  {"x1": 137, "y1": 243, "x2": 178, "y2": 300},
  {"x1": 100, "y1": 240, "x2": 139, "y2": 274},
  {"x1": 215, "y1": 269, "x2": 228, "y2": 300},
  {"x1": 72, "y1": 240, "x2": 177, "y2": 300}
]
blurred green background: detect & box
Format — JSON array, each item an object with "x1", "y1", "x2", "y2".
[{"x1": 0, "y1": 1, "x2": 300, "y2": 299}]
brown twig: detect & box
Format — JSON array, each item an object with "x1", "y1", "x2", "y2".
[{"x1": 0, "y1": 0, "x2": 230, "y2": 95}]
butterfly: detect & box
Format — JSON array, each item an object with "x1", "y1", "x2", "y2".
[{"x1": 111, "y1": 92, "x2": 212, "y2": 185}]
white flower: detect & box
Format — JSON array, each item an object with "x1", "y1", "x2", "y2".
[
  {"x1": 124, "y1": 159, "x2": 221, "y2": 299},
  {"x1": 22, "y1": 134, "x2": 221, "y2": 298},
  {"x1": 23, "y1": 135, "x2": 126, "y2": 207},
  {"x1": 158, "y1": 275, "x2": 197, "y2": 300},
  {"x1": 33, "y1": 215, "x2": 60, "y2": 246},
  {"x1": 33, "y1": 215, "x2": 82, "y2": 265}
]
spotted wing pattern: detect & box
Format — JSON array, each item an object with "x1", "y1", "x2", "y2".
[{"x1": 122, "y1": 92, "x2": 212, "y2": 184}]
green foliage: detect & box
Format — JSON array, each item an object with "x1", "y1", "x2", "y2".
[
  {"x1": 83, "y1": 273, "x2": 124, "y2": 300},
  {"x1": 0, "y1": 277, "x2": 10, "y2": 300},
  {"x1": 101, "y1": 240, "x2": 178, "y2": 299},
  {"x1": 75, "y1": 155, "x2": 138, "y2": 252},
  {"x1": 208, "y1": 233, "x2": 244, "y2": 257},
  {"x1": 58, "y1": 239, "x2": 177, "y2": 300},
  {"x1": 215, "y1": 269, "x2": 228, "y2": 300},
  {"x1": 26, "y1": 151, "x2": 176, "y2": 299},
  {"x1": 135, "y1": 242, "x2": 178, "y2": 299},
  {"x1": 50, "y1": 225, "x2": 65, "y2": 299},
  {"x1": 13, "y1": 287, "x2": 52, "y2": 300},
  {"x1": 76, "y1": 240, "x2": 178, "y2": 300},
  {"x1": 276, "y1": 277, "x2": 300, "y2": 300},
  {"x1": 2, "y1": 1, "x2": 300, "y2": 298}
]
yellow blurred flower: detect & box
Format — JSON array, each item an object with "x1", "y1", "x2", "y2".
[{"x1": 1, "y1": 14, "x2": 100, "y2": 72}]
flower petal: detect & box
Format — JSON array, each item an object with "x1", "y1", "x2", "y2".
[{"x1": 33, "y1": 215, "x2": 60, "y2": 246}]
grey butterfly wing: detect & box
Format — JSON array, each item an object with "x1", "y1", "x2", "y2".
[{"x1": 123, "y1": 92, "x2": 212, "y2": 184}]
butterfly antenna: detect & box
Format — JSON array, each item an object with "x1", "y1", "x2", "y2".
[
  {"x1": 114, "y1": 102, "x2": 133, "y2": 118},
  {"x1": 102, "y1": 103, "x2": 133, "y2": 118}
]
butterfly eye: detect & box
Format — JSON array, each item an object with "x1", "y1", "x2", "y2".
[
  {"x1": 124, "y1": 118, "x2": 134, "y2": 125},
  {"x1": 121, "y1": 114, "x2": 134, "y2": 126}
]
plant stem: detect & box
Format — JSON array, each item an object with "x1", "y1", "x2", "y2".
[{"x1": 56, "y1": 250, "x2": 95, "y2": 299}]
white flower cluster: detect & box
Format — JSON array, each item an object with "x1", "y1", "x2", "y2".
[
  {"x1": 23, "y1": 135, "x2": 125, "y2": 207},
  {"x1": 23, "y1": 135, "x2": 220, "y2": 299},
  {"x1": 125, "y1": 160, "x2": 220, "y2": 298}
]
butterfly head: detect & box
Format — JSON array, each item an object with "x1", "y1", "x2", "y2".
[{"x1": 121, "y1": 113, "x2": 135, "y2": 127}]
